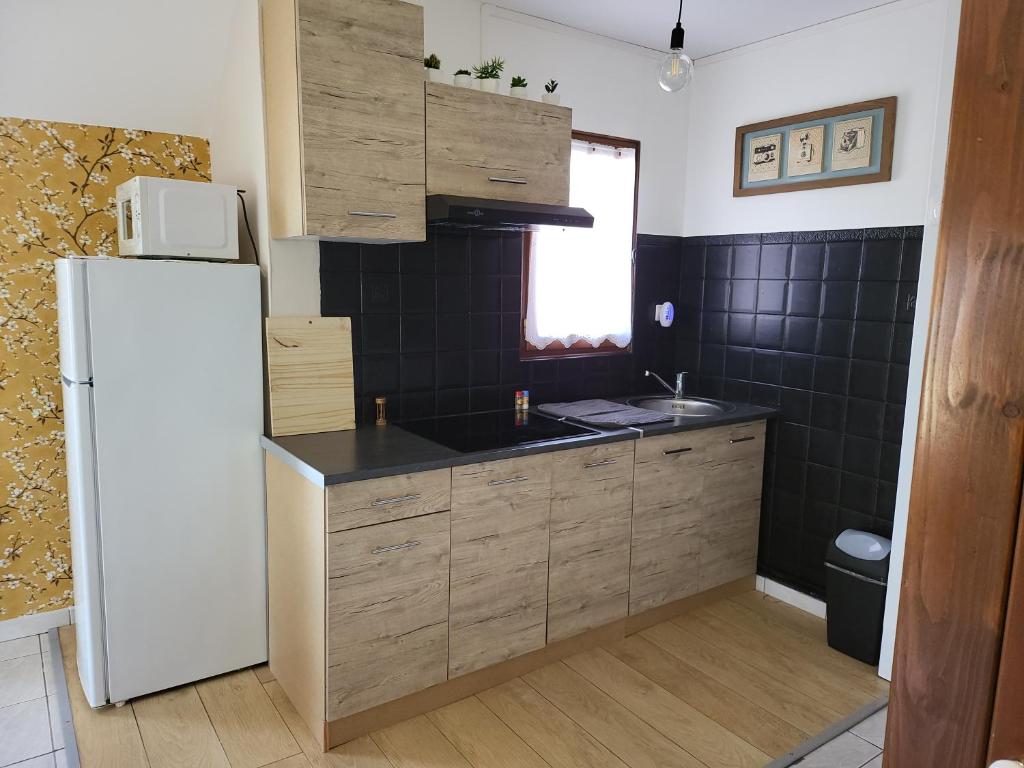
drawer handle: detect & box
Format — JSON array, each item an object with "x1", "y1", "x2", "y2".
[
  {"x1": 370, "y1": 494, "x2": 421, "y2": 507},
  {"x1": 730, "y1": 436, "x2": 756, "y2": 444},
  {"x1": 488, "y1": 476, "x2": 529, "y2": 486},
  {"x1": 348, "y1": 211, "x2": 398, "y2": 219},
  {"x1": 488, "y1": 176, "x2": 528, "y2": 185},
  {"x1": 663, "y1": 447, "x2": 693, "y2": 455},
  {"x1": 583, "y1": 459, "x2": 617, "y2": 469},
  {"x1": 371, "y1": 540, "x2": 421, "y2": 555}
]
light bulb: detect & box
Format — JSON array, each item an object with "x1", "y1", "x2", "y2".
[{"x1": 658, "y1": 49, "x2": 693, "y2": 92}]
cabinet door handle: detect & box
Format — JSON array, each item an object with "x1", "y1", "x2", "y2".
[
  {"x1": 583, "y1": 459, "x2": 617, "y2": 469},
  {"x1": 488, "y1": 476, "x2": 529, "y2": 486},
  {"x1": 370, "y1": 494, "x2": 421, "y2": 507},
  {"x1": 348, "y1": 211, "x2": 397, "y2": 219},
  {"x1": 371, "y1": 540, "x2": 421, "y2": 555},
  {"x1": 488, "y1": 176, "x2": 528, "y2": 185},
  {"x1": 730, "y1": 436, "x2": 756, "y2": 444},
  {"x1": 663, "y1": 447, "x2": 693, "y2": 455}
]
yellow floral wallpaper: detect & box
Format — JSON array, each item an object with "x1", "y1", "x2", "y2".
[{"x1": 0, "y1": 118, "x2": 211, "y2": 621}]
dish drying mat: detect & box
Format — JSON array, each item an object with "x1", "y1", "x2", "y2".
[{"x1": 537, "y1": 399, "x2": 672, "y2": 426}]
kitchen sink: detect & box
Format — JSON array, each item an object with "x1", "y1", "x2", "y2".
[{"x1": 627, "y1": 396, "x2": 736, "y2": 417}]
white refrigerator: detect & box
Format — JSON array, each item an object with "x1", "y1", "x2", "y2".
[{"x1": 56, "y1": 256, "x2": 267, "y2": 707}]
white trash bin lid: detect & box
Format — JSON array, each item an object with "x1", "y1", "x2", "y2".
[{"x1": 835, "y1": 529, "x2": 892, "y2": 561}]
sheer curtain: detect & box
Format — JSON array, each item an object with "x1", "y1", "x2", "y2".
[{"x1": 524, "y1": 139, "x2": 635, "y2": 350}]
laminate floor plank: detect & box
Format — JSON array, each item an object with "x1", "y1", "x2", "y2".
[
  {"x1": 604, "y1": 634, "x2": 808, "y2": 758},
  {"x1": 426, "y1": 696, "x2": 551, "y2": 768},
  {"x1": 195, "y1": 670, "x2": 300, "y2": 768},
  {"x1": 564, "y1": 648, "x2": 769, "y2": 768},
  {"x1": 477, "y1": 679, "x2": 628, "y2": 768},
  {"x1": 523, "y1": 662, "x2": 706, "y2": 768},
  {"x1": 728, "y1": 591, "x2": 827, "y2": 643},
  {"x1": 132, "y1": 685, "x2": 231, "y2": 768},
  {"x1": 58, "y1": 626, "x2": 151, "y2": 768},
  {"x1": 371, "y1": 715, "x2": 472, "y2": 768},
  {"x1": 641, "y1": 620, "x2": 843, "y2": 735}
]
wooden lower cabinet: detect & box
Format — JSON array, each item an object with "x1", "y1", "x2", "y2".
[
  {"x1": 448, "y1": 454, "x2": 552, "y2": 677},
  {"x1": 548, "y1": 442, "x2": 635, "y2": 642},
  {"x1": 325, "y1": 511, "x2": 450, "y2": 719}
]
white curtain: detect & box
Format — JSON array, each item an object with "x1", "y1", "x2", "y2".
[{"x1": 524, "y1": 139, "x2": 635, "y2": 350}]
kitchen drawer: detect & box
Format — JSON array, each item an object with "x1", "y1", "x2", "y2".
[
  {"x1": 634, "y1": 428, "x2": 716, "y2": 468},
  {"x1": 326, "y1": 468, "x2": 451, "y2": 532},
  {"x1": 548, "y1": 442, "x2": 634, "y2": 642},
  {"x1": 425, "y1": 83, "x2": 570, "y2": 206},
  {"x1": 704, "y1": 421, "x2": 767, "y2": 462},
  {"x1": 326, "y1": 511, "x2": 449, "y2": 719},
  {"x1": 449, "y1": 454, "x2": 552, "y2": 677}
]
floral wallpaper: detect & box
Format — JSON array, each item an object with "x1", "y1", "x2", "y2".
[{"x1": 0, "y1": 118, "x2": 211, "y2": 621}]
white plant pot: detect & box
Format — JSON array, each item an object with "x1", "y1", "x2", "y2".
[
  {"x1": 426, "y1": 68, "x2": 447, "y2": 83},
  {"x1": 541, "y1": 92, "x2": 561, "y2": 105},
  {"x1": 478, "y1": 78, "x2": 499, "y2": 93},
  {"x1": 454, "y1": 74, "x2": 473, "y2": 88},
  {"x1": 509, "y1": 86, "x2": 528, "y2": 98}
]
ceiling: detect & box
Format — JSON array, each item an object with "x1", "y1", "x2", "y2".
[{"x1": 489, "y1": 0, "x2": 900, "y2": 59}]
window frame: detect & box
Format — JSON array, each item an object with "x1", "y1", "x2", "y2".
[{"x1": 519, "y1": 130, "x2": 641, "y2": 360}]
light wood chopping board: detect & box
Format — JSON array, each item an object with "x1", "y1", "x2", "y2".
[{"x1": 265, "y1": 316, "x2": 355, "y2": 436}]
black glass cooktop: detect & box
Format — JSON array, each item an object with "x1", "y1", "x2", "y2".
[{"x1": 396, "y1": 410, "x2": 598, "y2": 453}]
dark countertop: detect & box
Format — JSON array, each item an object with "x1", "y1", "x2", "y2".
[{"x1": 262, "y1": 400, "x2": 778, "y2": 487}]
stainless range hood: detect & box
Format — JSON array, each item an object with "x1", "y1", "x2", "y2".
[{"x1": 426, "y1": 195, "x2": 594, "y2": 231}]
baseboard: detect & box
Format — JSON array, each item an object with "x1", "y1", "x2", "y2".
[
  {"x1": 0, "y1": 607, "x2": 73, "y2": 643},
  {"x1": 756, "y1": 575, "x2": 827, "y2": 619}
]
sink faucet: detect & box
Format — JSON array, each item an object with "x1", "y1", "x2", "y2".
[{"x1": 645, "y1": 370, "x2": 686, "y2": 399}]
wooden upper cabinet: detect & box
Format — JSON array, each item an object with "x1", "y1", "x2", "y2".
[
  {"x1": 261, "y1": 0, "x2": 426, "y2": 242},
  {"x1": 425, "y1": 83, "x2": 571, "y2": 206}
]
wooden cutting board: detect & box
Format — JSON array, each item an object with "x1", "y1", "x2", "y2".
[{"x1": 265, "y1": 316, "x2": 355, "y2": 436}]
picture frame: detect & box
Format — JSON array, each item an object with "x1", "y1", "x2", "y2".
[{"x1": 733, "y1": 96, "x2": 897, "y2": 197}]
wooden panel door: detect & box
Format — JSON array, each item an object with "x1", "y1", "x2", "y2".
[
  {"x1": 547, "y1": 442, "x2": 635, "y2": 642},
  {"x1": 886, "y1": 0, "x2": 1024, "y2": 765},
  {"x1": 699, "y1": 422, "x2": 766, "y2": 591},
  {"x1": 629, "y1": 431, "x2": 713, "y2": 614},
  {"x1": 990, "y1": 499, "x2": 1024, "y2": 764},
  {"x1": 425, "y1": 83, "x2": 571, "y2": 205},
  {"x1": 325, "y1": 511, "x2": 450, "y2": 720},
  {"x1": 449, "y1": 454, "x2": 552, "y2": 677}
]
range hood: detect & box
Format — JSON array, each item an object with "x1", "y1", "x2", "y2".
[{"x1": 426, "y1": 194, "x2": 594, "y2": 231}]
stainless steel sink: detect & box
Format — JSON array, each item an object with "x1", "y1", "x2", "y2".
[{"x1": 627, "y1": 396, "x2": 736, "y2": 417}]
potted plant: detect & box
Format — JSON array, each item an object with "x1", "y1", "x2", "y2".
[
  {"x1": 542, "y1": 79, "x2": 560, "y2": 105},
  {"x1": 473, "y1": 56, "x2": 504, "y2": 93},
  {"x1": 424, "y1": 53, "x2": 446, "y2": 83},
  {"x1": 510, "y1": 75, "x2": 528, "y2": 98},
  {"x1": 454, "y1": 68, "x2": 473, "y2": 88}
]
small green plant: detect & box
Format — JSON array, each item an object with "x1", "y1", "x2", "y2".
[
  {"x1": 544, "y1": 79, "x2": 558, "y2": 93},
  {"x1": 424, "y1": 53, "x2": 441, "y2": 70},
  {"x1": 473, "y1": 57, "x2": 505, "y2": 80},
  {"x1": 511, "y1": 75, "x2": 528, "y2": 88},
  {"x1": 455, "y1": 68, "x2": 472, "y2": 76}
]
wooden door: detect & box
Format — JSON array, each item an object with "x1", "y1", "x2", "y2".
[
  {"x1": 989, "y1": 499, "x2": 1024, "y2": 763},
  {"x1": 886, "y1": 0, "x2": 1024, "y2": 765}
]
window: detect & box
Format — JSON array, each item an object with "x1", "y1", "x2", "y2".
[{"x1": 521, "y1": 132, "x2": 639, "y2": 358}]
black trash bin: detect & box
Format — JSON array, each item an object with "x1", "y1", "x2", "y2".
[{"x1": 825, "y1": 529, "x2": 892, "y2": 665}]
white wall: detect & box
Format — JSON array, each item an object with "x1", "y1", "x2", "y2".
[{"x1": 682, "y1": 0, "x2": 948, "y2": 236}]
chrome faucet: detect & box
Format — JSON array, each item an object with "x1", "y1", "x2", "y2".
[{"x1": 645, "y1": 370, "x2": 686, "y2": 399}]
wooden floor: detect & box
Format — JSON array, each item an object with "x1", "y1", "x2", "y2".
[{"x1": 59, "y1": 591, "x2": 889, "y2": 768}]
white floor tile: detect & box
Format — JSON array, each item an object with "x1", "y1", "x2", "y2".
[
  {"x1": 52, "y1": 752, "x2": 66, "y2": 768},
  {"x1": 0, "y1": 656, "x2": 46, "y2": 709},
  {"x1": 46, "y1": 697, "x2": 62, "y2": 751},
  {"x1": 0, "y1": 698, "x2": 52, "y2": 767},
  {"x1": 9, "y1": 753, "x2": 56, "y2": 768},
  {"x1": 851, "y1": 707, "x2": 887, "y2": 749},
  {"x1": 40, "y1": 654, "x2": 57, "y2": 698},
  {"x1": 0, "y1": 638, "x2": 39, "y2": 664},
  {"x1": 797, "y1": 732, "x2": 881, "y2": 768}
]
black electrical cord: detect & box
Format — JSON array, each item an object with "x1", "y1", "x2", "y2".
[
  {"x1": 676, "y1": 0, "x2": 683, "y2": 24},
  {"x1": 236, "y1": 189, "x2": 259, "y2": 262}
]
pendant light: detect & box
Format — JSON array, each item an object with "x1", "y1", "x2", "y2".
[{"x1": 657, "y1": 0, "x2": 694, "y2": 92}]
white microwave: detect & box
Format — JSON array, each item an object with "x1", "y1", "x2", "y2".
[{"x1": 116, "y1": 177, "x2": 239, "y2": 261}]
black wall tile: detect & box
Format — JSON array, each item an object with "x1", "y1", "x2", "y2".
[{"x1": 759, "y1": 244, "x2": 790, "y2": 279}]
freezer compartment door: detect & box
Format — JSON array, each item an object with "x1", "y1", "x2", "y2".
[
  {"x1": 62, "y1": 378, "x2": 109, "y2": 707},
  {"x1": 55, "y1": 257, "x2": 94, "y2": 383}
]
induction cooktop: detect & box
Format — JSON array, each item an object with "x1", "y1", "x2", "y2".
[{"x1": 395, "y1": 410, "x2": 599, "y2": 453}]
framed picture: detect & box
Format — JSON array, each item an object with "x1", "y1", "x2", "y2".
[{"x1": 733, "y1": 96, "x2": 896, "y2": 196}]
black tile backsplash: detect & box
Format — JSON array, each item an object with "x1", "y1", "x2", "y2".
[
  {"x1": 678, "y1": 227, "x2": 922, "y2": 596},
  {"x1": 321, "y1": 231, "x2": 678, "y2": 426}
]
